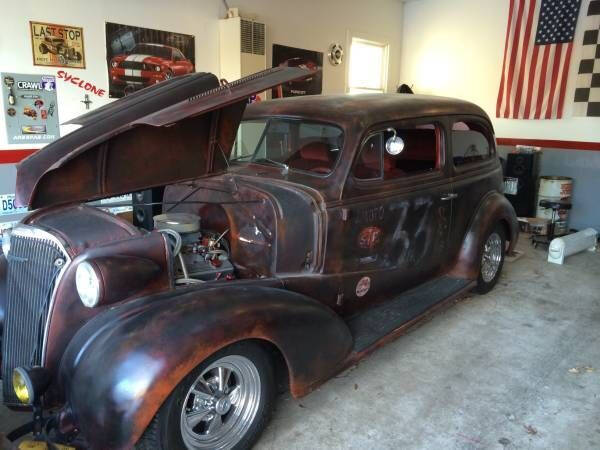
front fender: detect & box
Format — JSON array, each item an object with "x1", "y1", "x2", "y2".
[
  {"x1": 450, "y1": 191, "x2": 519, "y2": 279},
  {"x1": 59, "y1": 284, "x2": 353, "y2": 450}
]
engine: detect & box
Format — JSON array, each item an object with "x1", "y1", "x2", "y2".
[{"x1": 153, "y1": 213, "x2": 234, "y2": 285}]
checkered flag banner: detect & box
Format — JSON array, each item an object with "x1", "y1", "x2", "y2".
[
  {"x1": 497, "y1": 0, "x2": 582, "y2": 119},
  {"x1": 573, "y1": 0, "x2": 600, "y2": 116}
]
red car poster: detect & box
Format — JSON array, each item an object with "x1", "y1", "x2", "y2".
[
  {"x1": 106, "y1": 22, "x2": 195, "y2": 98},
  {"x1": 272, "y1": 44, "x2": 323, "y2": 98}
]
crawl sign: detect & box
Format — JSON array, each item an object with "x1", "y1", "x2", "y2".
[{"x1": 57, "y1": 70, "x2": 105, "y2": 97}]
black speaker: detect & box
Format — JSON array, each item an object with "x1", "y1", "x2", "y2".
[
  {"x1": 504, "y1": 152, "x2": 540, "y2": 217},
  {"x1": 132, "y1": 187, "x2": 164, "y2": 231},
  {"x1": 506, "y1": 153, "x2": 539, "y2": 178}
]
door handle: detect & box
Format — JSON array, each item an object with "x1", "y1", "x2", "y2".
[{"x1": 440, "y1": 193, "x2": 458, "y2": 201}]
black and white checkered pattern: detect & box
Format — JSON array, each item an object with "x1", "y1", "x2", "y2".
[{"x1": 574, "y1": 0, "x2": 600, "y2": 116}]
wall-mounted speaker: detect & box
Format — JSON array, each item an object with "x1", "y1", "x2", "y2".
[{"x1": 132, "y1": 187, "x2": 164, "y2": 231}]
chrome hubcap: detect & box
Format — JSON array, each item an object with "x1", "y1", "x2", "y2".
[
  {"x1": 481, "y1": 232, "x2": 502, "y2": 283},
  {"x1": 180, "y1": 355, "x2": 261, "y2": 449}
]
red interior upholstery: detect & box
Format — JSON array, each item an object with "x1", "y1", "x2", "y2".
[
  {"x1": 355, "y1": 145, "x2": 407, "y2": 179},
  {"x1": 354, "y1": 146, "x2": 381, "y2": 179},
  {"x1": 383, "y1": 154, "x2": 406, "y2": 178},
  {"x1": 299, "y1": 142, "x2": 331, "y2": 162},
  {"x1": 397, "y1": 129, "x2": 438, "y2": 166},
  {"x1": 289, "y1": 142, "x2": 333, "y2": 172}
]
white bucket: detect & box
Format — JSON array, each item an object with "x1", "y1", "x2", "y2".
[{"x1": 536, "y1": 176, "x2": 573, "y2": 236}]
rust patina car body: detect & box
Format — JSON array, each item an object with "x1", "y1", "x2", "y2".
[{"x1": 0, "y1": 67, "x2": 518, "y2": 449}]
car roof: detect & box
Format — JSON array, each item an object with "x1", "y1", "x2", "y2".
[{"x1": 244, "y1": 94, "x2": 492, "y2": 129}]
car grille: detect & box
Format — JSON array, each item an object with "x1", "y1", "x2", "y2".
[
  {"x1": 119, "y1": 60, "x2": 145, "y2": 70},
  {"x1": 1, "y1": 227, "x2": 69, "y2": 405}
]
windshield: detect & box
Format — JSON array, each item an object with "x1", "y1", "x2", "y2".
[
  {"x1": 231, "y1": 118, "x2": 343, "y2": 175},
  {"x1": 131, "y1": 44, "x2": 172, "y2": 59}
]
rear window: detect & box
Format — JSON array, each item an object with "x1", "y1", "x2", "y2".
[{"x1": 452, "y1": 121, "x2": 493, "y2": 166}]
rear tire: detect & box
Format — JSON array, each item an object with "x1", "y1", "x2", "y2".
[
  {"x1": 475, "y1": 224, "x2": 506, "y2": 294},
  {"x1": 136, "y1": 341, "x2": 275, "y2": 450}
]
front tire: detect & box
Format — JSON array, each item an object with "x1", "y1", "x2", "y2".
[
  {"x1": 475, "y1": 225, "x2": 506, "y2": 294},
  {"x1": 136, "y1": 341, "x2": 275, "y2": 450}
]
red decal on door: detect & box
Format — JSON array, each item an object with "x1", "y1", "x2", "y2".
[{"x1": 358, "y1": 226, "x2": 382, "y2": 249}]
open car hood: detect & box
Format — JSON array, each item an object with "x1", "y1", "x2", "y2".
[{"x1": 16, "y1": 67, "x2": 311, "y2": 209}]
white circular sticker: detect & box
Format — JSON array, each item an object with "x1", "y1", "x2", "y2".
[{"x1": 356, "y1": 276, "x2": 371, "y2": 297}]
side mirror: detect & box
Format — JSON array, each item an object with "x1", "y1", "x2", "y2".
[{"x1": 385, "y1": 129, "x2": 404, "y2": 155}]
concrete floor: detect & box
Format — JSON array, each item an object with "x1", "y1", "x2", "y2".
[{"x1": 1, "y1": 236, "x2": 599, "y2": 449}]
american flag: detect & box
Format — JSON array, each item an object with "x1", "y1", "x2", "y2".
[{"x1": 497, "y1": 0, "x2": 582, "y2": 119}]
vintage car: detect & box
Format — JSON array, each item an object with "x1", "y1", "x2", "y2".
[
  {"x1": 0, "y1": 67, "x2": 518, "y2": 449},
  {"x1": 38, "y1": 36, "x2": 83, "y2": 65},
  {"x1": 109, "y1": 43, "x2": 194, "y2": 92}
]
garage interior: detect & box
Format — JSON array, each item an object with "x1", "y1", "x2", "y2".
[{"x1": 1, "y1": 0, "x2": 599, "y2": 449}]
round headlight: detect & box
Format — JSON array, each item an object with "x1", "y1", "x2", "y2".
[
  {"x1": 111, "y1": 60, "x2": 118, "y2": 68},
  {"x1": 154, "y1": 65, "x2": 162, "y2": 72},
  {"x1": 76, "y1": 261, "x2": 101, "y2": 308},
  {"x1": 13, "y1": 368, "x2": 31, "y2": 404},
  {"x1": 1, "y1": 231, "x2": 10, "y2": 255}
]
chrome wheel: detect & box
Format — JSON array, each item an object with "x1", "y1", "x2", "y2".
[
  {"x1": 180, "y1": 355, "x2": 261, "y2": 450},
  {"x1": 481, "y1": 232, "x2": 503, "y2": 283}
]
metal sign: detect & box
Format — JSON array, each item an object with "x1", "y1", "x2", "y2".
[{"x1": 2, "y1": 72, "x2": 60, "y2": 144}]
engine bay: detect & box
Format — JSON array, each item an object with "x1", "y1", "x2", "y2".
[{"x1": 153, "y1": 212, "x2": 235, "y2": 285}]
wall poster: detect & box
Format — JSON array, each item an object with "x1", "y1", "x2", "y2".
[
  {"x1": 2, "y1": 72, "x2": 60, "y2": 144},
  {"x1": 30, "y1": 21, "x2": 85, "y2": 69},
  {"x1": 105, "y1": 22, "x2": 195, "y2": 98},
  {"x1": 272, "y1": 44, "x2": 323, "y2": 98}
]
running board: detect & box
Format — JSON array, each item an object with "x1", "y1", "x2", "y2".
[{"x1": 347, "y1": 276, "x2": 472, "y2": 353}]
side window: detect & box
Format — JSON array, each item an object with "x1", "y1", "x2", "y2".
[
  {"x1": 382, "y1": 123, "x2": 440, "y2": 179},
  {"x1": 234, "y1": 121, "x2": 267, "y2": 159},
  {"x1": 354, "y1": 134, "x2": 383, "y2": 180},
  {"x1": 451, "y1": 121, "x2": 492, "y2": 167}
]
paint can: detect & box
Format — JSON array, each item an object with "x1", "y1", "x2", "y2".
[{"x1": 536, "y1": 176, "x2": 573, "y2": 236}]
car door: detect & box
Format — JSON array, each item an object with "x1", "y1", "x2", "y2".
[
  {"x1": 333, "y1": 118, "x2": 453, "y2": 315},
  {"x1": 447, "y1": 117, "x2": 501, "y2": 259}
]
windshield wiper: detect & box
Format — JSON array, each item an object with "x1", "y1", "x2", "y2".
[{"x1": 252, "y1": 157, "x2": 289, "y2": 173}]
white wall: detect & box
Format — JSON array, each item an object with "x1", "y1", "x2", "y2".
[
  {"x1": 228, "y1": 0, "x2": 403, "y2": 95},
  {"x1": 400, "y1": 0, "x2": 600, "y2": 142}
]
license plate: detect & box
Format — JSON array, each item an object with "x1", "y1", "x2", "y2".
[
  {"x1": 18, "y1": 440, "x2": 75, "y2": 450},
  {"x1": 0, "y1": 193, "x2": 27, "y2": 217}
]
